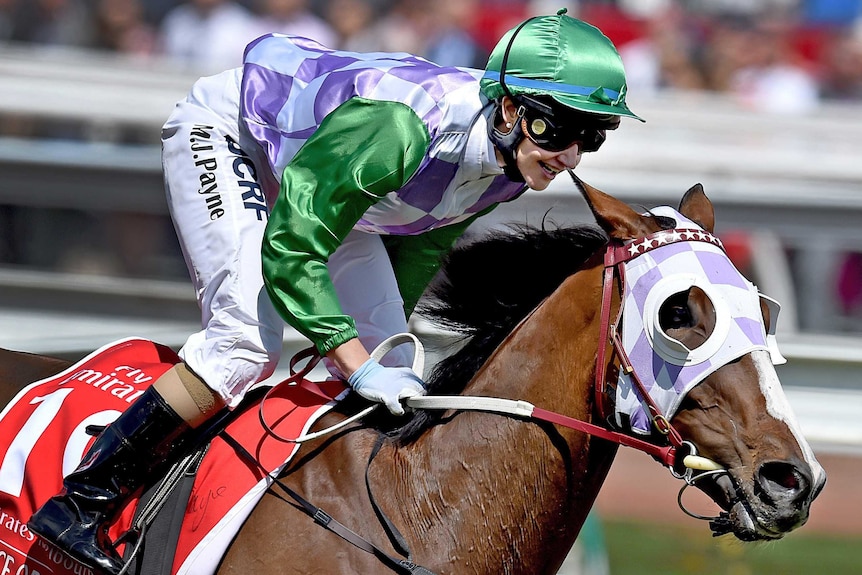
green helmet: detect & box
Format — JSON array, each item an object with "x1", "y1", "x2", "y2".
[{"x1": 480, "y1": 9, "x2": 643, "y2": 121}]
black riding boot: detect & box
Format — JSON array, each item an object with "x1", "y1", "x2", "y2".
[{"x1": 27, "y1": 386, "x2": 194, "y2": 575}]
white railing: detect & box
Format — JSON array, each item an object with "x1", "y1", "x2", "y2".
[{"x1": 0, "y1": 43, "x2": 197, "y2": 128}]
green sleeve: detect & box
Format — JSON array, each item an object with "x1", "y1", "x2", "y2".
[
  {"x1": 262, "y1": 97, "x2": 430, "y2": 354},
  {"x1": 382, "y1": 205, "x2": 498, "y2": 317}
]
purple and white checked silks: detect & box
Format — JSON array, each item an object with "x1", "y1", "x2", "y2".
[
  {"x1": 615, "y1": 207, "x2": 786, "y2": 434},
  {"x1": 239, "y1": 34, "x2": 525, "y2": 235}
]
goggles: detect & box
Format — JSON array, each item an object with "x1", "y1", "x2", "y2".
[{"x1": 516, "y1": 96, "x2": 618, "y2": 153}]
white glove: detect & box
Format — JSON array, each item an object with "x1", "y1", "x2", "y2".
[{"x1": 347, "y1": 358, "x2": 426, "y2": 415}]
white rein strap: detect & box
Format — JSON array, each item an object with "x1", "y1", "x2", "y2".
[{"x1": 406, "y1": 395, "x2": 534, "y2": 417}]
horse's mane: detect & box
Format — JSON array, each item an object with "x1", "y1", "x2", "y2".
[{"x1": 390, "y1": 222, "x2": 609, "y2": 443}]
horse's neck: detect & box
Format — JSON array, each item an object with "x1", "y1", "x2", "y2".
[
  {"x1": 466, "y1": 270, "x2": 602, "y2": 406},
  {"x1": 388, "y1": 270, "x2": 615, "y2": 573}
]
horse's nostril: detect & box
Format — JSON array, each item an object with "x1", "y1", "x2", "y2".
[
  {"x1": 757, "y1": 461, "x2": 810, "y2": 504},
  {"x1": 763, "y1": 462, "x2": 800, "y2": 490}
]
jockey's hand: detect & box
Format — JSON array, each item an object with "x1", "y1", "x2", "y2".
[{"x1": 347, "y1": 358, "x2": 426, "y2": 416}]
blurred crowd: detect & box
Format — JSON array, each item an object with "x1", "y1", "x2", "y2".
[{"x1": 2, "y1": 0, "x2": 862, "y2": 109}]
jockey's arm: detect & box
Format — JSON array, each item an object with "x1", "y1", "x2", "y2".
[
  {"x1": 381, "y1": 206, "x2": 496, "y2": 317},
  {"x1": 327, "y1": 212, "x2": 500, "y2": 384},
  {"x1": 261, "y1": 97, "x2": 429, "y2": 375}
]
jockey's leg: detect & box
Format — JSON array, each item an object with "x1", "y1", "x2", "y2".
[
  {"x1": 27, "y1": 363, "x2": 223, "y2": 575},
  {"x1": 27, "y1": 72, "x2": 281, "y2": 574}
]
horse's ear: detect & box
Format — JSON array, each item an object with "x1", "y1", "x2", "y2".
[
  {"x1": 678, "y1": 183, "x2": 715, "y2": 233},
  {"x1": 572, "y1": 174, "x2": 662, "y2": 240}
]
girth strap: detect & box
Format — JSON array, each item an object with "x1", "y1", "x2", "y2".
[
  {"x1": 219, "y1": 431, "x2": 437, "y2": 575},
  {"x1": 366, "y1": 434, "x2": 412, "y2": 557}
]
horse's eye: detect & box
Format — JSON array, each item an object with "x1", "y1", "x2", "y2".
[{"x1": 659, "y1": 291, "x2": 693, "y2": 331}]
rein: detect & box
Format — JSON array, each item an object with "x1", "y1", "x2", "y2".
[
  {"x1": 260, "y1": 232, "x2": 725, "y2": 475},
  {"x1": 405, "y1": 395, "x2": 690, "y2": 469}
]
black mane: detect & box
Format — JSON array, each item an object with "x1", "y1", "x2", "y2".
[{"x1": 391, "y1": 223, "x2": 609, "y2": 443}]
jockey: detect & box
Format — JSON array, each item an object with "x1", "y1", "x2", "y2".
[{"x1": 28, "y1": 9, "x2": 640, "y2": 574}]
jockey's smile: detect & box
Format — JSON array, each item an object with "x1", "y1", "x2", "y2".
[{"x1": 516, "y1": 135, "x2": 582, "y2": 190}]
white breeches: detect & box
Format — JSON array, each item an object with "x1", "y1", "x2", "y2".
[{"x1": 162, "y1": 71, "x2": 282, "y2": 408}]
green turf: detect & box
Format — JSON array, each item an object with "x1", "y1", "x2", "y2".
[{"x1": 602, "y1": 519, "x2": 861, "y2": 575}]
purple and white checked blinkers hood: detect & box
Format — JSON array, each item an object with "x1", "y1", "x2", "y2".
[{"x1": 615, "y1": 207, "x2": 786, "y2": 434}]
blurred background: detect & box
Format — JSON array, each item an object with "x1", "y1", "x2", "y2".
[{"x1": 1, "y1": 0, "x2": 861, "y2": 573}]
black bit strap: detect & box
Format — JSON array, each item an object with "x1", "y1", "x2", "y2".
[{"x1": 218, "y1": 431, "x2": 437, "y2": 575}]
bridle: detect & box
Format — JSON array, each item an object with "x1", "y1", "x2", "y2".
[{"x1": 410, "y1": 227, "x2": 749, "y2": 535}]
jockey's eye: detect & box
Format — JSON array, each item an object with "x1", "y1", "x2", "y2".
[{"x1": 659, "y1": 291, "x2": 693, "y2": 331}]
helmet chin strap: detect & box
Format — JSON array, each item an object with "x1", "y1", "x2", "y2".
[{"x1": 488, "y1": 101, "x2": 525, "y2": 182}]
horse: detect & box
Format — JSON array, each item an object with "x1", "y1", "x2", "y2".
[{"x1": 0, "y1": 181, "x2": 825, "y2": 575}]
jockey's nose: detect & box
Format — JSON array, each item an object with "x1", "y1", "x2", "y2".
[{"x1": 558, "y1": 142, "x2": 582, "y2": 170}]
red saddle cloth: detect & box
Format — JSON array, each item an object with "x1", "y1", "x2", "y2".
[{"x1": 0, "y1": 338, "x2": 347, "y2": 575}]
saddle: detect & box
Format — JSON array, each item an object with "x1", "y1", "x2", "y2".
[{"x1": 0, "y1": 337, "x2": 346, "y2": 575}]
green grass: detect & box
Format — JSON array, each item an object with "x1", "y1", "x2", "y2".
[{"x1": 601, "y1": 519, "x2": 861, "y2": 575}]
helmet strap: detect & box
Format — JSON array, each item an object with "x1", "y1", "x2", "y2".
[
  {"x1": 489, "y1": 16, "x2": 537, "y2": 183},
  {"x1": 488, "y1": 101, "x2": 525, "y2": 182}
]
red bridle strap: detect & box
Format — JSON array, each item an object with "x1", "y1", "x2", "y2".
[
  {"x1": 593, "y1": 258, "x2": 618, "y2": 419},
  {"x1": 594, "y1": 236, "x2": 691, "y2": 451},
  {"x1": 530, "y1": 407, "x2": 678, "y2": 466}
]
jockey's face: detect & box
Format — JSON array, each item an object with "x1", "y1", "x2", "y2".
[
  {"x1": 516, "y1": 136, "x2": 582, "y2": 191},
  {"x1": 497, "y1": 95, "x2": 607, "y2": 190}
]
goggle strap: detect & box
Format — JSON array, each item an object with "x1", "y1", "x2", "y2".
[{"x1": 519, "y1": 95, "x2": 556, "y2": 117}]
